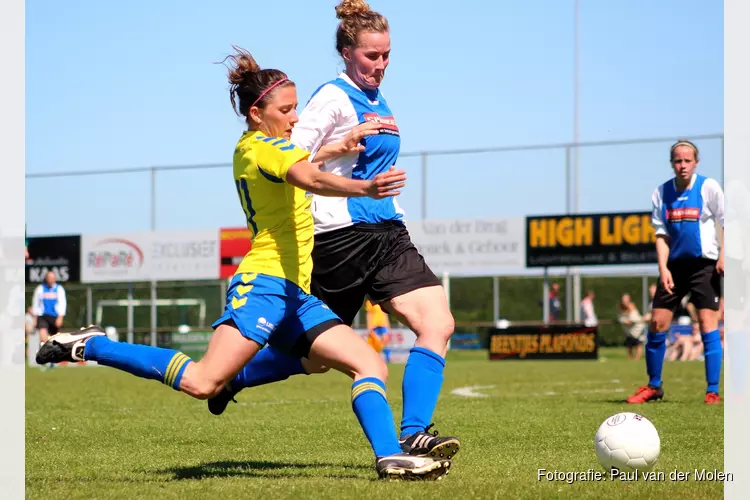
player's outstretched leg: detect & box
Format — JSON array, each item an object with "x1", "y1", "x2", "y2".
[
  {"x1": 308, "y1": 323, "x2": 451, "y2": 481},
  {"x1": 37, "y1": 326, "x2": 194, "y2": 391},
  {"x1": 384, "y1": 286, "x2": 461, "y2": 460},
  {"x1": 37, "y1": 323, "x2": 261, "y2": 401}
]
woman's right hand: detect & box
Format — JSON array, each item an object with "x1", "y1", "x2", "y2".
[
  {"x1": 660, "y1": 268, "x2": 675, "y2": 295},
  {"x1": 366, "y1": 166, "x2": 406, "y2": 199}
]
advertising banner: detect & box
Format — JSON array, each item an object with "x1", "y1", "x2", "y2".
[
  {"x1": 526, "y1": 212, "x2": 657, "y2": 267},
  {"x1": 407, "y1": 217, "x2": 526, "y2": 275},
  {"x1": 26, "y1": 235, "x2": 81, "y2": 283},
  {"x1": 489, "y1": 324, "x2": 599, "y2": 360},
  {"x1": 81, "y1": 230, "x2": 219, "y2": 283},
  {"x1": 220, "y1": 227, "x2": 252, "y2": 279}
]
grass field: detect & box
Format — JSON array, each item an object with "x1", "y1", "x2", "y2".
[{"x1": 26, "y1": 348, "x2": 724, "y2": 499}]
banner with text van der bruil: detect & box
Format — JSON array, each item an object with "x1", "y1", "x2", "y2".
[
  {"x1": 406, "y1": 217, "x2": 525, "y2": 275},
  {"x1": 81, "y1": 230, "x2": 219, "y2": 283}
]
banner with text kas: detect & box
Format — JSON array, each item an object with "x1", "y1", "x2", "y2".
[
  {"x1": 81, "y1": 230, "x2": 219, "y2": 283},
  {"x1": 26, "y1": 235, "x2": 82, "y2": 283},
  {"x1": 406, "y1": 218, "x2": 525, "y2": 275},
  {"x1": 525, "y1": 211, "x2": 657, "y2": 268}
]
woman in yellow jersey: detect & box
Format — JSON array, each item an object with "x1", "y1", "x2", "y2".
[
  {"x1": 35, "y1": 47, "x2": 450, "y2": 481},
  {"x1": 366, "y1": 299, "x2": 391, "y2": 362}
]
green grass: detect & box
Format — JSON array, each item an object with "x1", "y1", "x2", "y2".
[{"x1": 26, "y1": 348, "x2": 724, "y2": 499}]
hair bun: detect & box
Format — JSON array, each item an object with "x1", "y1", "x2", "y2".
[{"x1": 335, "y1": 0, "x2": 370, "y2": 19}]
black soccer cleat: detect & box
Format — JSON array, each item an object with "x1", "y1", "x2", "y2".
[
  {"x1": 35, "y1": 325, "x2": 106, "y2": 365},
  {"x1": 375, "y1": 453, "x2": 451, "y2": 481},
  {"x1": 207, "y1": 385, "x2": 240, "y2": 416},
  {"x1": 399, "y1": 424, "x2": 461, "y2": 460}
]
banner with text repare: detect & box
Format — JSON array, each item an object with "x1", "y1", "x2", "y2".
[
  {"x1": 81, "y1": 230, "x2": 220, "y2": 283},
  {"x1": 525, "y1": 211, "x2": 657, "y2": 268}
]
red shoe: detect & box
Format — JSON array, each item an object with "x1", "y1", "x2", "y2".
[
  {"x1": 626, "y1": 385, "x2": 664, "y2": 404},
  {"x1": 704, "y1": 392, "x2": 721, "y2": 405}
]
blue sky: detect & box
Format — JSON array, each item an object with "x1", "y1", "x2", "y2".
[{"x1": 25, "y1": 0, "x2": 723, "y2": 236}]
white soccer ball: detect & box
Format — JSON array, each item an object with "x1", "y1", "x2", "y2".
[{"x1": 594, "y1": 412, "x2": 661, "y2": 472}]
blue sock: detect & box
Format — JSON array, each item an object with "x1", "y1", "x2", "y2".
[
  {"x1": 645, "y1": 331, "x2": 668, "y2": 388},
  {"x1": 351, "y1": 377, "x2": 402, "y2": 458},
  {"x1": 702, "y1": 329, "x2": 723, "y2": 394},
  {"x1": 231, "y1": 346, "x2": 306, "y2": 390},
  {"x1": 400, "y1": 347, "x2": 445, "y2": 439},
  {"x1": 84, "y1": 336, "x2": 192, "y2": 390}
]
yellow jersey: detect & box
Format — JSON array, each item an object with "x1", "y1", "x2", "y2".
[
  {"x1": 232, "y1": 130, "x2": 314, "y2": 292},
  {"x1": 365, "y1": 300, "x2": 388, "y2": 329}
]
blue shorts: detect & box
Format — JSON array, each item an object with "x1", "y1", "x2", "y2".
[
  {"x1": 212, "y1": 273, "x2": 342, "y2": 357},
  {"x1": 373, "y1": 326, "x2": 388, "y2": 337}
]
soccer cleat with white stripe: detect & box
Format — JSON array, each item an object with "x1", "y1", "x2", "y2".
[
  {"x1": 375, "y1": 453, "x2": 451, "y2": 481},
  {"x1": 399, "y1": 424, "x2": 461, "y2": 460},
  {"x1": 35, "y1": 325, "x2": 106, "y2": 365}
]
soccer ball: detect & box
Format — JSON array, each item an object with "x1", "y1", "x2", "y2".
[{"x1": 594, "y1": 412, "x2": 661, "y2": 472}]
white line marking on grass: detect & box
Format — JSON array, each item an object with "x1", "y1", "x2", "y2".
[{"x1": 450, "y1": 385, "x2": 496, "y2": 398}]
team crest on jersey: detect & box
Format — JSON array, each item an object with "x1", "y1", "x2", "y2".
[
  {"x1": 666, "y1": 207, "x2": 700, "y2": 223},
  {"x1": 363, "y1": 113, "x2": 400, "y2": 136}
]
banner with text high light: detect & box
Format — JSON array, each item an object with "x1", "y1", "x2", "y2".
[{"x1": 525, "y1": 212, "x2": 657, "y2": 268}]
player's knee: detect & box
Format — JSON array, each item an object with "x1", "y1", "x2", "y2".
[
  {"x1": 419, "y1": 310, "x2": 455, "y2": 344},
  {"x1": 302, "y1": 358, "x2": 330, "y2": 374}
]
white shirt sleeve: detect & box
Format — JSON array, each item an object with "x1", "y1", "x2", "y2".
[
  {"x1": 56, "y1": 286, "x2": 67, "y2": 317},
  {"x1": 31, "y1": 285, "x2": 43, "y2": 316},
  {"x1": 703, "y1": 178, "x2": 725, "y2": 228},
  {"x1": 291, "y1": 85, "x2": 343, "y2": 160},
  {"x1": 651, "y1": 186, "x2": 667, "y2": 236}
]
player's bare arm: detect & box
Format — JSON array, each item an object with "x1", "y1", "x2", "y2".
[{"x1": 286, "y1": 162, "x2": 405, "y2": 199}]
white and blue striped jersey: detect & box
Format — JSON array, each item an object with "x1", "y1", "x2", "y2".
[
  {"x1": 651, "y1": 173, "x2": 724, "y2": 261},
  {"x1": 291, "y1": 72, "x2": 404, "y2": 235},
  {"x1": 32, "y1": 283, "x2": 67, "y2": 318}
]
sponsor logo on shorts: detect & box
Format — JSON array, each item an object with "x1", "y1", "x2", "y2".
[{"x1": 256, "y1": 317, "x2": 276, "y2": 334}]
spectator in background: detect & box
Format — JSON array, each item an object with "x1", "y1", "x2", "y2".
[
  {"x1": 581, "y1": 290, "x2": 597, "y2": 326},
  {"x1": 32, "y1": 271, "x2": 67, "y2": 345},
  {"x1": 548, "y1": 283, "x2": 561, "y2": 322},
  {"x1": 618, "y1": 294, "x2": 646, "y2": 361}
]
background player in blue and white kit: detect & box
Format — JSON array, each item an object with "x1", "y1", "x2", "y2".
[
  {"x1": 31, "y1": 271, "x2": 66, "y2": 343},
  {"x1": 627, "y1": 140, "x2": 725, "y2": 405},
  {"x1": 211, "y1": 0, "x2": 459, "y2": 461}
]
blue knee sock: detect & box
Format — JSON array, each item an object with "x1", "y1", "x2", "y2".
[
  {"x1": 645, "y1": 331, "x2": 668, "y2": 388},
  {"x1": 400, "y1": 347, "x2": 445, "y2": 439},
  {"x1": 230, "y1": 346, "x2": 306, "y2": 390},
  {"x1": 702, "y1": 329, "x2": 723, "y2": 394},
  {"x1": 351, "y1": 377, "x2": 402, "y2": 458},
  {"x1": 84, "y1": 336, "x2": 192, "y2": 390}
]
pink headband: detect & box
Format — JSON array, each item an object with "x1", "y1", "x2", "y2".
[{"x1": 251, "y1": 78, "x2": 289, "y2": 108}]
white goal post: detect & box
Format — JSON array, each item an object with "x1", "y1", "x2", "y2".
[{"x1": 95, "y1": 298, "x2": 207, "y2": 344}]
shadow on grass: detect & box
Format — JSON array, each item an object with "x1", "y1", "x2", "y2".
[
  {"x1": 157, "y1": 460, "x2": 372, "y2": 481},
  {"x1": 597, "y1": 398, "x2": 678, "y2": 405}
]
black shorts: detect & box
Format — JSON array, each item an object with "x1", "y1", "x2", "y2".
[
  {"x1": 652, "y1": 258, "x2": 722, "y2": 312},
  {"x1": 36, "y1": 314, "x2": 60, "y2": 335},
  {"x1": 624, "y1": 335, "x2": 643, "y2": 347},
  {"x1": 311, "y1": 221, "x2": 441, "y2": 325}
]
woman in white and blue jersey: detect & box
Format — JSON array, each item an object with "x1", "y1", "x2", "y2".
[
  {"x1": 627, "y1": 140, "x2": 725, "y2": 405},
  {"x1": 212, "y1": 0, "x2": 460, "y2": 461}
]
